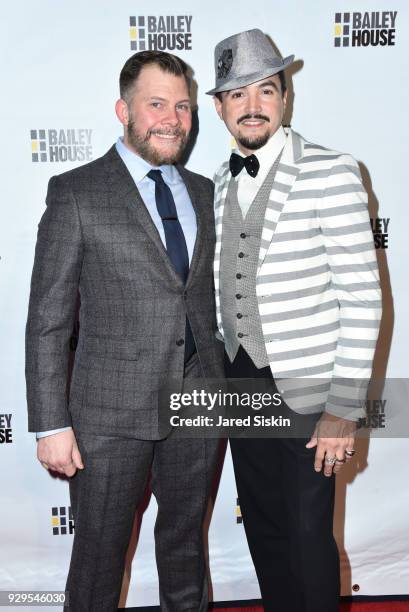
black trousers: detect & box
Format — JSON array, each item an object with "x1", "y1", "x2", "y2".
[{"x1": 226, "y1": 346, "x2": 340, "y2": 612}]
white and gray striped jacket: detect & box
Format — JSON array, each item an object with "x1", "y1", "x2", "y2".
[{"x1": 214, "y1": 128, "x2": 382, "y2": 419}]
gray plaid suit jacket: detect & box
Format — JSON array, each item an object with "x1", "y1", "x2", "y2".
[{"x1": 26, "y1": 146, "x2": 224, "y2": 440}]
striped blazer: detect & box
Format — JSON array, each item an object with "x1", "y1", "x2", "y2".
[{"x1": 214, "y1": 128, "x2": 382, "y2": 419}]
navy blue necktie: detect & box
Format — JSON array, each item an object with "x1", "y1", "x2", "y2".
[
  {"x1": 147, "y1": 169, "x2": 189, "y2": 281},
  {"x1": 147, "y1": 169, "x2": 195, "y2": 360}
]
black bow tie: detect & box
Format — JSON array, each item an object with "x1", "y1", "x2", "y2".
[{"x1": 229, "y1": 152, "x2": 260, "y2": 178}]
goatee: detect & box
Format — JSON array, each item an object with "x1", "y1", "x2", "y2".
[
  {"x1": 236, "y1": 113, "x2": 271, "y2": 151},
  {"x1": 237, "y1": 132, "x2": 270, "y2": 151}
]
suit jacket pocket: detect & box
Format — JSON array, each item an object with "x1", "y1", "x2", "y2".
[
  {"x1": 70, "y1": 355, "x2": 155, "y2": 413},
  {"x1": 80, "y1": 335, "x2": 145, "y2": 361}
]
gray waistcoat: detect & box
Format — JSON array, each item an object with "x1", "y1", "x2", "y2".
[{"x1": 219, "y1": 155, "x2": 281, "y2": 368}]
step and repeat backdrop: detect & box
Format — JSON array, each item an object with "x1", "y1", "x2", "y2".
[{"x1": 1, "y1": 0, "x2": 408, "y2": 608}]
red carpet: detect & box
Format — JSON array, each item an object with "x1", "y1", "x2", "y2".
[
  {"x1": 127, "y1": 601, "x2": 409, "y2": 611},
  {"x1": 212, "y1": 605, "x2": 409, "y2": 612}
]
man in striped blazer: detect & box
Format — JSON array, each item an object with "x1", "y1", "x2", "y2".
[{"x1": 207, "y1": 29, "x2": 381, "y2": 611}]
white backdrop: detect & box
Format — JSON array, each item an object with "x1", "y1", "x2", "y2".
[{"x1": 1, "y1": 0, "x2": 408, "y2": 608}]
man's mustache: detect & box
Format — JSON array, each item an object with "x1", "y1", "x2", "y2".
[{"x1": 237, "y1": 114, "x2": 270, "y2": 125}]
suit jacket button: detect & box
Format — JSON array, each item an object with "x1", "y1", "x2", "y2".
[
  {"x1": 237, "y1": 332, "x2": 244, "y2": 338},
  {"x1": 238, "y1": 252, "x2": 245, "y2": 258},
  {"x1": 237, "y1": 313, "x2": 243, "y2": 319},
  {"x1": 240, "y1": 232, "x2": 246, "y2": 239},
  {"x1": 176, "y1": 339, "x2": 185, "y2": 346}
]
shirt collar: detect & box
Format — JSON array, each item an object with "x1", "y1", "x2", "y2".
[
  {"x1": 115, "y1": 137, "x2": 182, "y2": 185},
  {"x1": 233, "y1": 126, "x2": 287, "y2": 182}
]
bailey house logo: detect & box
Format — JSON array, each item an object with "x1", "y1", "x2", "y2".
[
  {"x1": 371, "y1": 217, "x2": 389, "y2": 249},
  {"x1": 236, "y1": 497, "x2": 242, "y2": 524},
  {"x1": 358, "y1": 399, "x2": 386, "y2": 429},
  {"x1": 51, "y1": 506, "x2": 74, "y2": 536},
  {"x1": 129, "y1": 15, "x2": 192, "y2": 51},
  {"x1": 334, "y1": 11, "x2": 397, "y2": 47},
  {"x1": 30, "y1": 129, "x2": 93, "y2": 163},
  {"x1": 0, "y1": 413, "x2": 13, "y2": 444}
]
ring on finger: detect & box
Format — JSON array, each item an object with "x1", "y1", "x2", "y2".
[
  {"x1": 325, "y1": 456, "x2": 337, "y2": 465},
  {"x1": 335, "y1": 458, "x2": 346, "y2": 464},
  {"x1": 345, "y1": 450, "x2": 356, "y2": 457}
]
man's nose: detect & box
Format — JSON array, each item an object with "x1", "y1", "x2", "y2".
[
  {"x1": 162, "y1": 107, "x2": 180, "y2": 126},
  {"x1": 245, "y1": 91, "x2": 262, "y2": 114}
]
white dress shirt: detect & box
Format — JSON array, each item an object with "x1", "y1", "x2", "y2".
[{"x1": 234, "y1": 125, "x2": 287, "y2": 217}]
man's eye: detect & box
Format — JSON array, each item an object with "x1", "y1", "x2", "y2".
[
  {"x1": 262, "y1": 89, "x2": 274, "y2": 95},
  {"x1": 231, "y1": 92, "x2": 243, "y2": 99},
  {"x1": 177, "y1": 104, "x2": 190, "y2": 111},
  {"x1": 151, "y1": 102, "x2": 162, "y2": 108}
]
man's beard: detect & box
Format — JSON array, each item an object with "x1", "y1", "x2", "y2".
[
  {"x1": 126, "y1": 118, "x2": 188, "y2": 165},
  {"x1": 237, "y1": 132, "x2": 270, "y2": 151},
  {"x1": 236, "y1": 113, "x2": 271, "y2": 151}
]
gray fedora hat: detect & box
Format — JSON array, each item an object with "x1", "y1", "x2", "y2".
[{"x1": 206, "y1": 28, "x2": 294, "y2": 95}]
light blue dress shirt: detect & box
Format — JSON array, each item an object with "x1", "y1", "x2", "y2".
[
  {"x1": 36, "y1": 138, "x2": 197, "y2": 439},
  {"x1": 115, "y1": 137, "x2": 197, "y2": 262}
]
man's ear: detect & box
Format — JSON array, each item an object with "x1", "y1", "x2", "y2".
[
  {"x1": 213, "y1": 95, "x2": 224, "y2": 120},
  {"x1": 115, "y1": 99, "x2": 129, "y2": 127}
]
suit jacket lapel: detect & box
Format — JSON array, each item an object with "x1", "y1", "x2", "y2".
[
  {"x1": 213, "y1": 163, "x2": 231, "y2": 307},
  {"x1": 213, "y1": 163, "x2": 231, "y2": 257},
  {"x1": 176, "y1": 165, "x2": 205, "y2": 289},
  {"x1": 105, "y1": 146, "x2": 184, "y2": 287},
  {"x1": 257, "y1": 129, "x2": 302, "y2": 273},
  {"x1": 214, "y1": 164, "x2": 231, "y2": 227}
]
